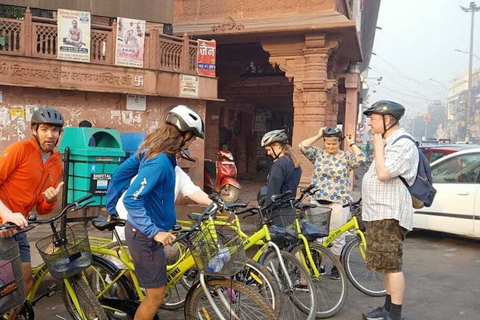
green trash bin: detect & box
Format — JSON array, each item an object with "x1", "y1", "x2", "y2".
[{"x1": 59, "y1": 128, "x2": 125, "y2": 206}]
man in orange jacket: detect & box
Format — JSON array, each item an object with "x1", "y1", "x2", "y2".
[{"x1": 0, "y1": 107, "x2": 64, "y2": 295}]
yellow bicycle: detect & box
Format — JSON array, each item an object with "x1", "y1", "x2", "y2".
[
  {"x1": 77, "y1": 201, "x2": 278, "y2": 320},
  {"x1": 0, "y1": 194, "x2": 108, "y2": 320},
  {"x1": 292, "y1": 188, "x2": 386, "y2": 297}
]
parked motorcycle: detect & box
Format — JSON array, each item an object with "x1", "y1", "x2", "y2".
[{"x1": 204, "y1": 150, "x2": 241, "y2": 202}]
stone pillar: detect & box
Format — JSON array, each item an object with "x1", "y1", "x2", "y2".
[
  {"x1": 342, "y1": 73, "x2": 361, "y2": 190},
  {"x1": 24, "y1": 7, "x2": 32, "y2": 56},
  {"x1": 262, "y1": 34, "x2": 345, "y2": 186},
  {"x1": 343, "y1": 73, "x2": 361, "y2": 145}
]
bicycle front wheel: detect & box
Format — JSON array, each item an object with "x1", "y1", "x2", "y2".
[
  {"x1": 184, "y1": 279, "x2": 276, "y2": 320},
  {"x1": 290, "y1": 243, "x2": 348, "y2": 318},
  {"x1": 262, "y1": 250, "x2": 317, "y2": 319},
  {"x1": 341, "y1": 236, "x2": 386, "y2": 297},
  {"x1": 62, "y1": 275, "x2": 109, "y2": 320}
]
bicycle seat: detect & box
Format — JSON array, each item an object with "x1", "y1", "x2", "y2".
[
  {"x1": 295, "y1": 203, "x2": 317, "y2": 210},
  {"x1": 187, "y1": 212, "x2": 209, "y2": 221},
  {"x1": 92, "y1": 216, "x2": 126, "y2": 231},
  {"x1": 224, "y1": 202, "x2": 247, "y2": 210},
  {"x1": 187, "y1": 212, "x2": 230, "y2": 222}
]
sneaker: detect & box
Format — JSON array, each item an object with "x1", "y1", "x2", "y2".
[
  {"x1": 319, "y1": 266, "x2": 326, "y2": 275},
  {"x1": 330, "y1": 266, "x2": 341, "y2": 280},
  {"x1": 292, "y1": 282, "x2": 310, "y2": 292},
  {"x1": 362, "y1": 306, "x2": 388, "y2": 320},
  {"x1": 383, "y1": 314, "x2": 406, "y2": 320}
]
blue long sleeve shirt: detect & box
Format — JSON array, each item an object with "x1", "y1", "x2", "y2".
[
  {"x1": 106, "y1": 154, "x2": 141, "y2": 215},
  {"x1": 106, "y1": 153, "x2": 177, "y2": 238},
  {"x1": 263, "y1": 156, "x2": 302, "y2": 208}
]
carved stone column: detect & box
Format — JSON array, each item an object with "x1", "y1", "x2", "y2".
[{"x1": 262, "y1": 34, "x2": 345, "y2": 186}]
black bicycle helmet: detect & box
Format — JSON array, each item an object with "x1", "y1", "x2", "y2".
[
  {"x1": 261, "y1": 129, "x2": 288, "y2": 147},
  {"x1": 31, "y1": 107, "x2": 64, "y2": 127},
  {"x1": 165, "y1": 105, "x2": 205, "y2": 139},
  {"x1": 363, "y1": 100, "x2": 405, "y2": 120},
  {"x1": 323, "y1": 126, "x2": 343, "y2": 139}
]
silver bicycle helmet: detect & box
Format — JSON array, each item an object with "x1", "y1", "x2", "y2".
[
  {"x1": 261, "y1": 129, "x2": 288, "y2": 147},
  {"x1": 165, "y1": 105, "x2": 205, "y2": 139},
  {"x1": 31, "y1": 107, "x2": 64, "y2": 127}
]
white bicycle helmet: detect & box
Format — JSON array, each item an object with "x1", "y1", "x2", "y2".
[
  {"x1": 165, "y1": 105, "x2": 205, "y2": 139},
  {"x1": 261, "y1": 129, "x2": 288, "y2": 147}
]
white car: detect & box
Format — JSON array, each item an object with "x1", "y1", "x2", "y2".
[{"x1": 414, "y1": 147, "x2": 480, "y2": 239}]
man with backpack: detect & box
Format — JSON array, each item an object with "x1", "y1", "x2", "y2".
[{"x1": 361, "y1": 100, "x2": 419, "y2": 320}]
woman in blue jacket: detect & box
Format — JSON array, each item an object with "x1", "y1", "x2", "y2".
[
  {"x1": 260, "y1": 129, "x2": 302, "y2": 210},
  {"x1": 107, "y1": 105, "x2": 204, "y2": 320}
]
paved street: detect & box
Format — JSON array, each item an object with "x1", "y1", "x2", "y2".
[{"x1": 25, "y1": 180, "x2": 480, "y2": 319}]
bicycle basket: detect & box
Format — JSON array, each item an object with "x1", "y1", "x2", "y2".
[
  {"x1": 0, "y1": 240, "x2": 25, "y2": 316},
  {"x1": 35, "y1": 224, "x2": 92, "y2": 280},
  {"x1": 267, "y1": 205, "x2": 297, "y2": 240},
  {"x1": 304, "y1": 205, "x2": 332, "y2": 240},
  {"x1": 186, "y1": 222, "x2": 246, "y2": 277}
]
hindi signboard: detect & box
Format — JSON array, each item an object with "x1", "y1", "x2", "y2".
[
  {"x1": 180, "y1": 74, "x2": 199, "y2": 98},
  {"x1": 115, "y1": 17, "x2": 146, "y2": 68},
  {"x1": 197, "y1": 39, "x2": 216, "y2": 77},
  {"x1": 57, "y1": 9, "x2": 91, "y2": 62}
]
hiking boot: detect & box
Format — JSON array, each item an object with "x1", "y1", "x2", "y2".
[
  {"x1": 330, "y1": 266, "x2": 341, "y2": 280},
  {"x1": 362, "y1": 306, "x2": 388, "y2": 320}
]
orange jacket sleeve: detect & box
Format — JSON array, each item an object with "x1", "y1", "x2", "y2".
[
  {"x1": 35, "y1": 173, "x2": 63, "y2": 215},
  {"x1": 35, "y1": 198, "x2": 57, "y2": 215},
  {"x1": 0, "y1": 144, "x2": 24, "y2": 187}
]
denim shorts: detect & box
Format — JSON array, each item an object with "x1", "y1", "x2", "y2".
[
  {"x1": 124, "y1": 222, "x2": 167, "y2": 288},
  {"x1": 13, "y1": 232, "x2": 31, "y2": 263}
]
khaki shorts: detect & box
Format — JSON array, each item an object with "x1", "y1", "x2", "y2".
[{"x1": 365, "y1": 219, "x2": 407, "y2": 274}]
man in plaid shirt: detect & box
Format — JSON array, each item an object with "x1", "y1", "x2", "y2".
[{"x1": 361, "y1": 101, "x2": 419, "y2": 320}]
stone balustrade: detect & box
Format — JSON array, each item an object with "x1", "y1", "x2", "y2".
[{"x1": 0, "y1": 8, "x2": 198, "y2": 74}]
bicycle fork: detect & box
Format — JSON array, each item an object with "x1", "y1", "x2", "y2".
[
  {"x1": 199, "y1": 272, "x2": 240, "y2": 320},
  {"x1": 265, "y1": 241, "x2": 316, "y2": 320}
]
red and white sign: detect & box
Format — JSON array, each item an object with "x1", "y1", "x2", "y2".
[
  {"x1": 423, "y1": 113, "x2": 430, "y2": 122},
  {"x1": 197, "y1": 39, "x2": 216, "y2": 77}
]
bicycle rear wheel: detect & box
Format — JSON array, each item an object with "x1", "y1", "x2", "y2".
[
  {"x1": 341, "y1": 236, "x2": 386, "y2": 297},
  {"x1": 184, "y1": 279, "x2": 276, "y2": 320}
]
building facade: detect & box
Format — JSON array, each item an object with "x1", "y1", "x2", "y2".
[
  {"x1": 174, "y1": 0, "x2": 380, "y2": 184},
  {"x1": 0, "y1": 3, "x2": 217, "y2": 187},
  {"x1": 447, "y1": 69, "x2": 480, "y2": 143}
]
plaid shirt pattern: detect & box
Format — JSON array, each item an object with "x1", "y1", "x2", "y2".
[{"x1": 361, "y1": 128, "x2": 419, "y2": 230}]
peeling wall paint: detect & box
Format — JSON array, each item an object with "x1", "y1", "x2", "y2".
[{"x1": 0, "y1": 86, "x2": 207, "y2": 187}]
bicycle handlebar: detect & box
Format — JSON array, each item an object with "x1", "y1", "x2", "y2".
[
  {"x1": 0, "y1": 193, "x2": 94, "y2": 232},
  {"x1": 171, "y1": 202, "x2": 220, "y2": 245},
  {"x1": 342, "y1": 198, "x2": 362, "y2": 208}
]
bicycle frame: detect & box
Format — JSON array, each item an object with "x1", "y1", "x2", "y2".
[
  {"x1": 26, "y1": 264, "x2": 89, "y2": 319},
  {"x1": 321, "y1": 216, "x2": 368, "y2": 259}
]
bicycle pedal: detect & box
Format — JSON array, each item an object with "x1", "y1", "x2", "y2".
[{"x1": 47, "y1": 283, "x2": 58, "y2": 291}]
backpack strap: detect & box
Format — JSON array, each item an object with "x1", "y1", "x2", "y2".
[
  {"x1": 391, "y1": 134, "x2": 417, "y2": 188},
  {"x1": 392, "y1": 134, "x2": 416, "y2": 146}
]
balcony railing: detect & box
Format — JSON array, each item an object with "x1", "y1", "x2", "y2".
[{"x1": 0, "y1": 8, "x2": 199, "y2": 74}]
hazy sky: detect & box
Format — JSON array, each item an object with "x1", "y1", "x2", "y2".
[{"x1": 368, "y1": 0, "x2": 480, "y2": 116}]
